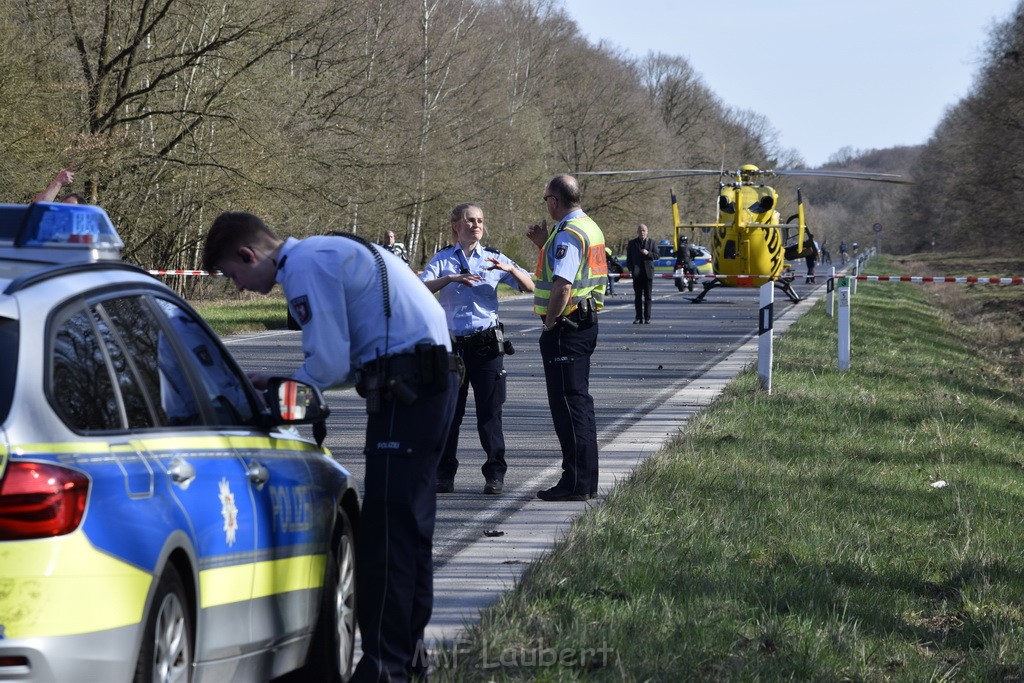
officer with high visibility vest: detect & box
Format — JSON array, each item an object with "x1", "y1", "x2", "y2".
[{"x1": 526, "y1": 174, "x2": 607, "y2": 502}]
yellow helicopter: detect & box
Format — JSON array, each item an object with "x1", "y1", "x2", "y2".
[{"x1": 580, "y1": 164, "x2": 912, "y2": 303}]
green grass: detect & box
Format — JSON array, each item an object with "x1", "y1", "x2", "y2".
[
  {"x1": 436, "y1": 254, "x2": 1024, "y2": 681},
  {"x1": 192, "y1": 294, "x2": 289, "y2": 335}
]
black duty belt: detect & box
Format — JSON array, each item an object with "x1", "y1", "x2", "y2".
[
  {"x1": 455, "y1": 327, "x2": 491, "y2": 343},
  {"x1": 454, "y1": 327, "x2": 495, "y2": 351},
  {"x1": 356, "y1": 344, "x2": 464, "y2": 413},
  {"x1": 566, "y1": 308, "x2": 589, "y2": 324},
  {"x1": 359, "y1": 345, "x2": 462, "y2": 380},
  {"x1": 453, "y1": 324, "x2": 514, "y2": 356}
]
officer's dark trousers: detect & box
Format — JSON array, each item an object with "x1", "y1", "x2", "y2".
[
  {"x1": 632, "y1": 273, "x2": 653, "y2": 321},
  {"x1": 352, "y1": 372, "x2": 458, "y2": 683},
  {"x1": 438, "y1": 349, "x2": 507, "y2": 483},
  {"x1": 538, "y1": 321, "x2": 599, "y2": 495}
]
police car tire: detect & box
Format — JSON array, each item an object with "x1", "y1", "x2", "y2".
[
  {"x1": 133, "y1": 564, "x2": 193, "y2": 683},
  {"x1": 298, "y1": 508, "x2": 357, "y2": 682}
]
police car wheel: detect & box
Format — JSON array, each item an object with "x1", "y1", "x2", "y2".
[
  {"x1": 298, "y1": 508, "x2": 357, "y2": 682},
  {"x1": 133, "y1": 564, "x2": 192, "y2": 683}
]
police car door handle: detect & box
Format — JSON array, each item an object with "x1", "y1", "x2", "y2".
[
  {"x1": 247, "y1": 460, "x2": 270, "y2": 490},
  {"x1": 167, "y1": 456, "x2": 196, "y2": 490}
]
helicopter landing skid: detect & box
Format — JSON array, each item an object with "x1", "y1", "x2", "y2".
[
  {"x1": 690, "y1": 280, "x2": 721, "y2": 303},
  {"x1": 776, "y1": 278, "x2": 802, "y2": 303}
]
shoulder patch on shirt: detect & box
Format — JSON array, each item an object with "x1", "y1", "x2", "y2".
[
  {"x1": 483, "y1": 246, "x2": 500, "y2": 255},
  {"x1": 555, "y1": 244, "x2": 568, "y2": 259},
  {"x1": 291, "y1": 295, "x2": 312, "y2": 325},
  {"x1": 435, "y1": 244, "x2": 455, "y2": 254}
]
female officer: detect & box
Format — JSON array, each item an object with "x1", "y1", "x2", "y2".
[{"x1": 420, "y1": 202, "x2": 534, "y2": 495}]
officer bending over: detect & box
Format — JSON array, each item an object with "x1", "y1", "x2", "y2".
[
  {"x1": 202, "y1": 212, "x2": 459, "y2": 683},
  {"x1": 421, "y1": 202, "x2": 535, "y2": 495}
]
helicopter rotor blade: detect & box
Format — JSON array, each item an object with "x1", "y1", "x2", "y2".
[
  {"x1": 608, "y1": 171, "x2": 725, "y2": 184},
  {"x1": 764, "y1": 169, "x2": 915, "y2": 184},
  {"x1": 575, "y1": 169, "x2": 725, "y2": 180},
  {"x1": 576, "y1": 165, "x2": 914, "y2": 184}
]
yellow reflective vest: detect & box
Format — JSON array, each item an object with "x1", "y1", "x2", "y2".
[{"x1": 533, "y1": 215, "x2": 607, "y2": 317}]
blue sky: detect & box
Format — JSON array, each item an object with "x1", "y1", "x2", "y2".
[{"x1": 560, "y1": 0, "x2": 1020, "y2": 167}]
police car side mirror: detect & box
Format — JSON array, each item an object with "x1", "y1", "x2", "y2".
[{"x1": 263, "y1": 377, "x2": 330, "y2": 425}]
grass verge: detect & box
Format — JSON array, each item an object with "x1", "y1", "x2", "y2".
[
  {"x1": 191, "y1": 294, "x2": 289, "y2": 335},
  {"x1": 436, "y1": 254, "x2": 1024, "y2": 681}
]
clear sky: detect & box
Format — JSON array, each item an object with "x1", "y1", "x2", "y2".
[{"x1": 560, "y1": 0, "x2": 1020, "y2": 167}]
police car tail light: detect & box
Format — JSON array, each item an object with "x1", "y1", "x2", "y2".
[{"x1": 0, "y1": 462, "x2": 89, "y2": 540}]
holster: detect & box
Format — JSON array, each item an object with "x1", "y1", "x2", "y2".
[{"x1": 567, "y1": 297, "x2": 598, "y2": 327}]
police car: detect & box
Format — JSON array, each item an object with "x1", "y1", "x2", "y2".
[{"x1": 0, "y1": 203, "x2": 360, "y2": 682}]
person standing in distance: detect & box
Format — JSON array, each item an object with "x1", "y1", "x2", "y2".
[
  {"x1": 381, "y1": 230, "x2": 409, "y2": 263},
  {"x1": 626, "y1": 223, "x2": 655, "y2": 323},
  {"x1": 421, "y1": 202, "x2": 535, "y2": 495},
  {"x1": 526, "y1": 174, "x2": 607, "y2": 502},
  {"x1": 202, "y1": 212, "x2": 459, "y2": 682}
]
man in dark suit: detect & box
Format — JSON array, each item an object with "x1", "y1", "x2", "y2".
[{"x1": 626, "y1": 223, "x2": 656, "y2": 323}]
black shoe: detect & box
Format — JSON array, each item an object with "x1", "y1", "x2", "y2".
[
  {"x1": 633, "y1": 319, "x2": 641, "y2": 324},
  {"x1": 483, "y1": 479, "x2": 503, "y2": 495},
  {"x1": 436, "y1": 479, "x2": 454, "y2": 494},
  {"x1": 537, "y1": 486, "x2": 590, "y2": 502},
  {"x1": 644, "y1": 319, "x2": 650, "y2": 324}
]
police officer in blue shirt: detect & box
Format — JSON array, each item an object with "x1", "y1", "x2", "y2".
[
  {"x1": 421, "y1": 202, "x2": 535, "y2": 495},
  {"x1": 202, "y1": 212, "x2": 459, "y2": 683},
  {"x1": 527, "y1": 174, "x2": 606, "y2": 502}
]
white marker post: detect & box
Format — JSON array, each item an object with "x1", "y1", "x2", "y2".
[
  {"x1": 852, "y1": 258, "x2": 860, "y2": 296},
  {"x1": 758, "y1": 281, "x2": 774, "y2": 392},
  {"x1": 838, "y1": 276, "x2": 851, "y2": 370}
]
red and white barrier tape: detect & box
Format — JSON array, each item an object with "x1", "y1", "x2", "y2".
[
  {"x1": 618, "y1": 272, "x2": 717, "y2": 279},
  {"x1": 844, "y1": 275, "x2": 1024, "y2": 284},
  {"x1": 145, "y1": 270, "x2": 1023, "y2": 285},
  {"x1": 628, "y1": 273, "x2": 1024, "y2": 284}
]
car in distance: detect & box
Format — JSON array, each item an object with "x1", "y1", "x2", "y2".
[{"x1": 0, "y1": 203, "x2": 360, "y2": 682}]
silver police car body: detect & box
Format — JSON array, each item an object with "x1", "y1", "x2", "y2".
[{"x1": 0, "y1": 203, "x2": 359, "y2": 682}]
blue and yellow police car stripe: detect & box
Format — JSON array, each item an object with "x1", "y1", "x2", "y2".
[
  {"x1": 0, "y1": 531, "x2": 152, "y2": 638},
  {"x1": 2, "y1": 434, "x2": 338, "y2": 638}
]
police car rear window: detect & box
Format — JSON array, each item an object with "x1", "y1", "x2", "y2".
[
  {"x1": 0, "y1": 318, "x2": 17, "y2": 423},
  {"x1": 0, "y1": 206, "x2": 25, "y2": 241}
]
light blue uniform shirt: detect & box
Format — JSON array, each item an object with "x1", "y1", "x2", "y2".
[
  {"x1": 420, "y1": 243, "x2": 530, "y2": 336},
  {"x1": 548, "y1": 209, "x2": 586, "y2": 283},
  {"x1": 274, "y1": 236, "x2": 451, "y2": 390}
]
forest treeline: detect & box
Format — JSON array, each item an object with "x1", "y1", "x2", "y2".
[{"x1": 1, "y1": 0, "x2": 1020, "y2": 287}]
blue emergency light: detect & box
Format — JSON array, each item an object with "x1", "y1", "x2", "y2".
[{"x1": 0, "y1": 203, "x2": 124, "y2": 262}]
